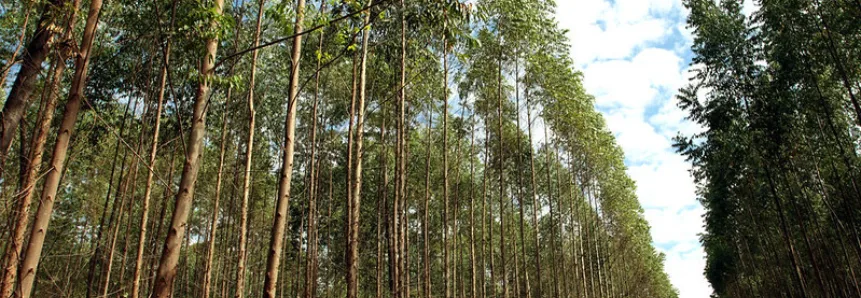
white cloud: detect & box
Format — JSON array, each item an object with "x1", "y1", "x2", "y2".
[
  {"x1": 556, "y1": 1, "x2": 711, "y2": 297},
  {"x1": 559, "y1": 0, "x2": 676, "y2": 65},
  {"x1": 581, "y1": 47, "x2": 681, "y2": 110}
]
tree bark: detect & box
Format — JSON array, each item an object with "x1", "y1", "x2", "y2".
[
  {"x1": 131, "y1": 5, "x2": 176, "y2": 296},
  {"x1": 496, "y1": 30, "x2": 509, "y2": 298},
  {"x1": 0, "y1": 0, "x2": 80, "y2": 293},
  {"x1": 15, "y1": 0, "x2": 103, "y2": 295},
  {"x1": 235, "y1": 1, "x2": 265, "y2": 296},
  {"x1": 262, "y1": 0, "x2": 305, "y2": 295},
  {"x1": 422, "y1": 82, "x2": 434, "y2": 298},
  {"x1": 442, "y1": 9, "x2": 451, "y2": 298},
  {"x1": 150, "y1": 0, "x2": 223, "y2": 296},
  {"x1": 0, "y1": 0, "x2": 70, "y2": 169},
  {"x1": 304, "y1": 3, "x2": 326, "y2": 298},
  {"x1": 347, "y1": 3, "x2": 372, "y2": 297},
  {"x1": 523, "y1": 72, "x2": 542, "y2": 298}
]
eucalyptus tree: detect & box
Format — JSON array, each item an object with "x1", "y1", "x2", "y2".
[
  {"x1": 677, "y1": 0, "x2": 861, "y2": 297},
  {"x1": 0, "y1": 1, "x2": 680, "y2": 298}
]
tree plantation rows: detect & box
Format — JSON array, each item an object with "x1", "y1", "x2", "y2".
[
  {"x1": 675, "y1": 0, "x2": 861, "y2": 297},
  {"x1": 0, "y1": 0, "x2": 678, "y2": 298}
]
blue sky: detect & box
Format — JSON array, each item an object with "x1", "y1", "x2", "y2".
[{"x1": 552, "y1": 0, "x2": 757, "y2": 297}]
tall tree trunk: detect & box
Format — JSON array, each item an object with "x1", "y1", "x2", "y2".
[
  {"x1": 544, "y1": 133, "x2": 560, "y2": 298},
  {"x1": 131, "y1": 4, "x2": 176, "y2": 296},
  {"x1": 0, "y1": 0, "x2": 80, "y2": 292},
  {"x1": 442, "y1": 8, "x2": 451, "y2": 298},
  {"x1": 0, "y1": 0, "x2": 70, "y2": 169},
  {"x1": 150, "y1": 0, "x2": 223, "y2": 295},
  {"x1": 344, "y1": 51, "x2": 359, "y2": 298},
  {"x1": 203, "y1": 4, "x2": 245, "y2": 296},
  {"x1": 304, "y1": 3, "x2": 326, "y2": 298},
  {"x1": 523, "y1": 72, "x2": 542, "y2": 298},
  {"x1": 15, "y1": 0, "x2": 103, "y2": 295},
  {"x1": 422, "y1": 85, "x2": 434, "y2": 298},
  {"x1": 235, "y1": 0, "x2": 265, "y2": 296},
  {"x1": 376, "y1": 114, "x2": 389, "y2": 298},
  {"x1": 394, "y1": 1, "x2": 407, "y2": 297},
  {"x1": 496, "y1": 30, "x2": 508, "y2": 298},
  {"x1": 104, "y1": 122, "x2": 145, "y2": 298},
  {"x1": 512, "y1": 53, "x2": 531, "y2": 298},
  {"x1": 481, "y1": 116, "x2": 490, "y2": 298},
  {"x1": 262, "y1": 0, "x2": 305, "y2": 295},
  {"x1": 468, "y1": 107, "x2": 478, "y2": 298},
  {"x1": 347, "y1": 4, "x2": 372, "y2": 297}
]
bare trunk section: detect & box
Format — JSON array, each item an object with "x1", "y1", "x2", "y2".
[
  {"x1": 262, "y1": 0, "x2": 305, "y2": 295},
  {"x1": 235, "y1": 1, "x2": 265, "y2": 296},
  {"x1": 496, "y1": 31, "x2": 509, "y2": 298},
  {"x1": 375, "y1": 115, "x2": 389, "y2": 298},
  {"x1": 422, "y1": 81, "x2": 434, "y2": 298},
  {"x1": 523, "y1": 72, "x2": 542, "y2": 298},
  {"x1": 468, "y1": 107, "x2": 478, "y2": 298},
  {"x1": 347, "y1": 4, "x2": 372, "y2": 297},
  {"x1": 512, "y1": 53, "x2": 531, "y2": 298},
  {"x1": 0, "y1": 0, "x2": 70, "y2": 169},
  {"x1": 393, "y1": 1, "x2": 407, "y2": 296},
  {"x1": 203, "y1": 5, "x2": 245, "y2": 296},
  {"x1": 150, "y1": 0, "x2": 223, "y2": 296},
  {"x1": 442, "y1": 9, "x2": 451, "y2": 298},
  {"x1": 304, "y1": 3, "x2": 327, "y2": 298},
  {"x1": 0, "y1": 0, "x2": 80, "y2": 293},
  {"x1": 131, "y1": 5, "x2": 176, "y2": 296},
  {"x1": 16, "y1": 0, "x2": 103, "y2": 296}
]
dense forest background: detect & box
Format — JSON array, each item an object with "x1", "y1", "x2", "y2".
[
  {"x1": 676, "y1": 0, "x2": 861, "y2": 297},
  {"x1": 0, "y1": 0, "x2": 679, "y2": 298}
]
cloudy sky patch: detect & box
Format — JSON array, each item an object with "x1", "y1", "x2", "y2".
[{"x1": 555, "y1": 0, "x2": 716, "y2": 297}]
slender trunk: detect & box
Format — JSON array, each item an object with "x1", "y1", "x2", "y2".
[
  {"x1": 0, "y1": 0, "x2": 70, "y2": 166},
  {"x1": 468, "y1": 108, "x2": 478, "y2": 298},
  {"x1": 305, "y1": 3, "x2": 326, "y2": 298},
  {"x1": 496, "y1": 31, "x2": 508, "y2": 298},
  {"x1": 442, "y1": 9, "x2": 452, "y2": 298},
  {"x1": 104, "y1": 124, "x2": 145, "y2": 298},
  {"x1": 152, "y1": 148, "x2": 177, "y2": 293},
  {"x1": 422, "y1": 92, "x2": 433, "y2": 298},
  {"x1": 376, "y1": 115, "x2": 389, "y2": 298},
  {"x1": 481, "y1": 116, "x2": 490, "y2": 298},
  {"x1": 235, "y1": 0, "x2": 265, "y2": 296},
  {"x1": 344, "y1": 50, "x2": 359, "y2": 298},
  {"x1": 394, "y1": 2, "x2": 407, "y2": 297},
  {"x1": 15, "y1": 0, "x2": 103, "y2": 296},
  {"x1": 202, "y1": 4, "x2": 244, "y2": 296},
  {"x1": 544, "y1": 133, "x2": 560, "y2": 298},
  {"x1": 263, "y1": 0, "x2": 306, "y2": 295},
  {"x1": 91, "y1": 104, "x2": 136, "y2": 298},
  {"x1": 512, "y1": 53, "x2": 531, "y2": 298},
  {"x1": 327, "y1": 168, "x2": 334, "y2": 298},
  {"x1": 451, "y1": 106, "x2": 467, "y2": 298},
  {"x1": 131, "y1": 5, "x2": 176, "y2": 296},
  {"x1": 347, "y1": 4, "x2": 372, "y2": 297},
  {"x1": 150, "y1": 0, "x2": 223, "y2": 295},
  {"x1": 523, "y1": 72, "x2": 542, "y2": 298},
  {"x1": 0, "y1": 0, "x2": 80, "y2": 291}
]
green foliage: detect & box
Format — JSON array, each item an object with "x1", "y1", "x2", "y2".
[
  {"x1": 0, "y1": 0, "x2": 677, "y2": 297},
  {"x1": 676, "y1": 0, "x2": 861, "y2": 297}
]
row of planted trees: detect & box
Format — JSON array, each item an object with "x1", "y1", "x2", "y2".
[
  {"x1": 0, "y1": 0, "x2": 677, "y2": 297},
  {"x1": 676, "y1": 0, "x2": 861, "y2": 297}
]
